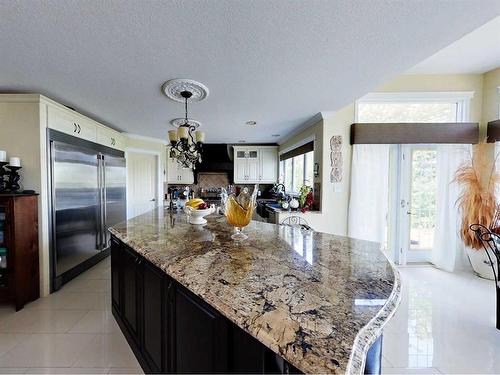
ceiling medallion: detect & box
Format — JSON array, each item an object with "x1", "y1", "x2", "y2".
[
  {"x1": 170, "y1": 118, "x2": 201, "y2": 128},
  {"x1": 162, "y1": 79, "x2": 209, "y2": 103}
]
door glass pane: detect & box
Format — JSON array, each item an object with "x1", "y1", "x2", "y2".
[
  {"x1": 248, "y1": 151, "x2": 258, "y2": 158},
  {"x1": 409, "y1": 149, "x2": 437, "y2": 251}
]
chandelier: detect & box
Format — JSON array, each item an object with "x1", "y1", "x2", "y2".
[{"x1": 168, "y1": 90, "x2": 205, "y2": 169}]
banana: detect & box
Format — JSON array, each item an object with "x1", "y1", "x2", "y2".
[{"x1": 186, "y1": 198, "x2": 204, "y2": 208}]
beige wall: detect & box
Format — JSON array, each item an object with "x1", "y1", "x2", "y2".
[
  {"x1": 278, "y1": 107, "x2": 354, "y2": 236},
  {"x1": 124, "y1": 135, "x2": 167, "y2": 176},
  {"x1": 378, "y1": 74, "x2": 484, "y2": 130},
  {"x1": 0, "y1": 100, "x2": 51, "y2": 295},
  {"x1": 482, "y1": 67, "x2": 500, "y2": 125}
]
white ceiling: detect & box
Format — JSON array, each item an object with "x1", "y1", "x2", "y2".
[
  {"x1": 407, "y1": 15, "x2": 500, "y2": 74},
  {"x1": 1, "y1": 1, "x2": 499, "y2": 143}
]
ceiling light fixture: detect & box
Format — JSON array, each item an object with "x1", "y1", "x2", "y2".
[
  {"x1": 272, "y1": 134, "x2": 280, "y2": 137},
  {"x1": 167, "y1": 90, "x2": 205, "y2": 169},
  {"x1": 163, "y1": 79, "x2": 209, "y2": 169},
  {"x1": 245, "y1": 121, "x2": 257, "y2": 126}
]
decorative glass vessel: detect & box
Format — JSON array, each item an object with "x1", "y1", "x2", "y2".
[{"x1": 221, "y1": 185, "x2": 258, "y2": 240}]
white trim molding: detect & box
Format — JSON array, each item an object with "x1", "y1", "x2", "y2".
[{"x1": 278, "y1": 134, "x2": 316, "y2": 156}]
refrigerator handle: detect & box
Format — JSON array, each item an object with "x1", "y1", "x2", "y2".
[
  {"x1": 97, "y1": 154, "x2": 105, "y2": 250},
  {"x1": 49, "y1": 141, "x2": 58, "y2": 276},
  {"x1": 102, "y1": 156, "x2": 108, "y2": 248}
]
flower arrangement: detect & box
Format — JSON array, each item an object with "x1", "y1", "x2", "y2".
[
  {"x1": 454, "y1": 140, "x2": 499, "y2": 249},
  {"x1": 299, "y1": 185, "x2": 314, "y2": 213}
]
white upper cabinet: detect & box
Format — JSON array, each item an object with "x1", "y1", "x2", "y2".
[
  {"x1": 259, "y1": 147, "x2": 278, "y2": 183},
  {"x1": 97, "y1": 126, "x2": 124, "y2": 151},
  {"x1": 233, "y1": 146, "x2": 278, "y2": 184},
  {"x1": 47, "y1": 102, "x2": 123, "y2": 150},
  {"x1": 166, "y1": 147, "x2": 194, "y2": 184},
  {"x1": 47, "y1": 106, "x2": 97, "y2": 142}
]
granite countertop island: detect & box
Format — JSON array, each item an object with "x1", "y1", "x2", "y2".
[{"x1": 110, "y1": 209, "x2": 401, "y2": 374}]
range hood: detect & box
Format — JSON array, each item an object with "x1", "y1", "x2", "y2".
[{"x1": 194, "y1": 144, "x2": 233, "y2": 184}]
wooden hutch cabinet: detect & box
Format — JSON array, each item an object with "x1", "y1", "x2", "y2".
[{"x1": 0, "y1": 194, "x2": 39, "y2": 310}]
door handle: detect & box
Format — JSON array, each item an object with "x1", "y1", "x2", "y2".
[{"x1": 150, "y1": 198, "x2": 156, "y2": 202}]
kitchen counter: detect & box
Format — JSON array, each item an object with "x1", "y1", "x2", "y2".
[{"x1": 109, "y1": 209, "x2": 401, "y2": 374}]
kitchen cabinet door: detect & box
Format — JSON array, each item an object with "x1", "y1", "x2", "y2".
[
  {"x1": 259, "y1": 147, "x2": 278, "y2": 183},
  {"x1": 97, "y1": 127, "x2": 124, "y2": 150},
  {"x1": 122, "y1": 246, "x2": 141, "y2": 342},
  {"x1": 234, "y1": 158, "x2": 248, "y2": 183},
  {"x1": 47, "y1": 106, "x2": 97, "y2": 142},
  {"x1": 233, "y1": 148, "x2": 248, "y2": 183},
  {"x1": 142, "y1": 260, "x2": 166, "y2": 373},
  {"x1": 246, "y1": 158, "x2": 260, "y2": 182},
  {"x1": 166, "y1": 148, "x2": 193, "y2": 184},
  {"x1": 166, "y1": 150, "x2": 180, "y2": 183},
  {"x1": 179, "y1": 166, "x2": 194, "y2": 184},
  {"x1": 173, "y1": 285, "x2": 228, "y2": 373}
]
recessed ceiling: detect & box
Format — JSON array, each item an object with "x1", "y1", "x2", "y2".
[
  {"x1": 407, "y1": 15, "x2": 500, "y2": 74},
  {"x1": 0, "y1": 0, "x2": 499, "y2": 143}
]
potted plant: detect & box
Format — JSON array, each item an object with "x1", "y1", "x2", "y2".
[
  {"x1": 454, "y1": 140, "x2": 499, "y2": 279},
  {"x1": 299, "y1": 185, "x2": 314, "y2": 213}
]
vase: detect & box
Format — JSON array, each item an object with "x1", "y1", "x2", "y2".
[
  {"x1": 221, "y1": 185, "x2": 257, "y2": 240},
  {"x1": 466, "y1": 247, "x2": 497, "y2": 280}
]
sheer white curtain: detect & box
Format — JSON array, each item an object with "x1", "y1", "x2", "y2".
[
  {"x1": 432, "y1": 144, "x2": 471, "y2": 272},
  {"x1": 348, "y1": 144, "x2": 390, "y2": 243}
]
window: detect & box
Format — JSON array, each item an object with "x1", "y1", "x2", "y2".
[{"x1": 280, "y1": 150, "x2": 314, "y2": 194}]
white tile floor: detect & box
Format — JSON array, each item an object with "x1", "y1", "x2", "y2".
[
  {"x1": 382, "y1": 266, "x2": 500, "y2": 374},
  {"x1": 0, "y1": 260, "x2": 498, "y2": 374},
  {"x1": 0, "y1": 258, "x2": 142, "y2": 374}
]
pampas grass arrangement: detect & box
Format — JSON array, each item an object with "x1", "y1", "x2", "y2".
[{"x1": 454, "y1": 140, "x2": 499, "y2": 249}]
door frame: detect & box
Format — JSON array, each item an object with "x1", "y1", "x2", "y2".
[
  {"x1": 125, "y1": 148, "x2": 162, "y2": 219},
  {"x1": 355, "y1": 91, "x2": 474, "y2": 265}
]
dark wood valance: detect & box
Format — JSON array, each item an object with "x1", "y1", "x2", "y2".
[
  {"x1": 350, "y1": 122, "x2": 479, "y2": 145},
  {"x1": 280, "y1": 141, "x2": 314, "y2": 161},
  {"x1": 487, "y1": 120, "x2": 500, "y2": 143}
]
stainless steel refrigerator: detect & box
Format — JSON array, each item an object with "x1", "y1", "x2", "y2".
[{"x1": 48, "y1": 129, "x2": 126, "y2": 291}]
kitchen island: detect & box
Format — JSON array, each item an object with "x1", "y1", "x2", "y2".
[{"x1": 109, "y1": 209, "x2": 400, "y2": 374}]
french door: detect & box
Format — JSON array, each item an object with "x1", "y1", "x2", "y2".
[{"x1": 397, "y1": 145, "x2": 438, "y2": 263}]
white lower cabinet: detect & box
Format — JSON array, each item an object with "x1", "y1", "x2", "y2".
[
  {"x1": 233, "y1": 146, "x2": 278, "y2": 184},
  {"x1": 166, "y1": 148, "x2": 194, "y2": 184}
]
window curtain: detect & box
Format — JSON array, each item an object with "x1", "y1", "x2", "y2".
[
  {"x1": 432, "y1": 144, "x2": 472, "y2": 272},
  {"x1": 348, "y1": 144, "x2": 390, "y2": 243}
]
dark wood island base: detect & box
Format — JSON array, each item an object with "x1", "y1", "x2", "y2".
[{"x1": 111, "y1": 235, "x2": 383, "y2": 374}]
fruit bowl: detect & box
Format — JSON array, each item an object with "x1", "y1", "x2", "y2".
[{"x1": 184, "y1": 205, "x2": 215, "y2": 225}]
